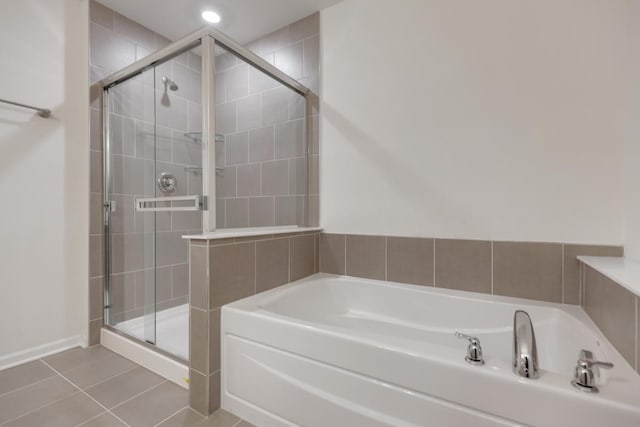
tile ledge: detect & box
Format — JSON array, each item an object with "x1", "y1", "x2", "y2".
[
  {"x1": 578, "y1": 256, "x2": 640, "y2": 297},
  {"x1": 182, "y1": 226, "x2": 322, "y2": 240}
]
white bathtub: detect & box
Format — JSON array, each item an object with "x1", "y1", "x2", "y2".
[{"x1": 221, "y1": 274, "x2": 640, "y2": 427}]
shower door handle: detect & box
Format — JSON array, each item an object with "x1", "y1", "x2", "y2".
[{"x1": 135, "y1": 195, "x2": 204, "y2": 212}]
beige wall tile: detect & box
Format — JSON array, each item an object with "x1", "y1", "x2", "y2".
[
  {"x1": 89, "y1": 319, "x2": 102, "y2": 346},
  {"x1": 189, "y1": 370, "x2": 208, "y2": 416},
  {"x1": 435, "y1": 239, "x2": 491, "y2": 293},
  {"x1": 237, "y1": 94, "x2": 261, "y2": 131},
  {"x1": 237, "y1": 164, "x2": 261, "y2": 197},
  {"x1": 89, "y1": 235, "x2": 104, "y2": 278},
  {"x1": 320, "y1": 234, "x2": 345, "y2": 275},
  {"x1": 274, "y1": 43, "x2": 303, "y2": 80},
  {"x1": 493, "y1": 242, "x2": 562, "y2": 302},
  {"x1": 289, "y1": 13, "x2": 319, "y2": 43},
  {"x1": 89, "y1": 277, "x2": 104, "y2": 321},
  {"x1": 249, "y1": 197, "x2": 276, "y2": 227},
  {"x1": 190, "y1": 308, "x2": 208, "y2": 375},
  {"x1": 249, "y1": 126, "x2": 275, "y2": 162},
  {"x1": 226, "y1": 199, "x2": 249, "y2": 228},
  {"x1": 256, "y1": 238, "x2": 289, "y2": 292},
  {"x1": 290, "y1": 235, "x2": 315, "y2": 281},
  {"x1": 208, "y1": 371, "x2": 221, "y2": 414},
  {"x1": 584, "y1": 267, "x2": 636, "y2": 368},
  {"x1": 210, "y1": 242, "x2": 256, "y2": 308},
  {"x1": 387, "y1": 237, "x2": 433, "y2": 286},
  {"x1": 209, "y1": 309, "x2": 221, "y2": 373},
  {"x1": 89, "y1": 0, "x2": 114, "y2": 29},
  {"x1": 346, "y1": 235, "x2": 386, "y2": 280},
  {"x1": 563, "y1": 244, "x2": 623, "y2": 305},
  {"x1": 189, "y1": 245, "x2": 209, "y2": 310},
  {"x1": 225, "y1": 131, "x2": 249, "y2": 166},
  {"x1": 262, "y1": 159, "x2": 289, "y2": 196}
]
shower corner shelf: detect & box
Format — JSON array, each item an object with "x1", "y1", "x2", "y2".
[{"x1": 183, "y1": 132, "x2": 224, "y2": 144}]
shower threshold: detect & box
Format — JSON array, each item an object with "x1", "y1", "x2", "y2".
[{"x1": 115, "y1": 304, "x2": 189, "y2": 361}]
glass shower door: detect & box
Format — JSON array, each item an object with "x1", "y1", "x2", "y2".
[
  {"x1": 105, "y1": 66, "x2": 158, "y2": 345},
  {"x1": 105, "y1": 49, "x2": 203, "y2": 360}
]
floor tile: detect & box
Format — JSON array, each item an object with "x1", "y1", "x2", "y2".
[
  {"x1": 111, "y1": 381, "x2": 188, "y2": 427},
  {"x1": 156, "y1": 408, "x2": 205, "y2": 426},
  {"x1": 0, "y1": 360, "x2": 56, "y2": 395},
  {"x1": 85, "y1": 366, "x2": 166, "y2": 408},
  {"x1": 78, "y1": 412, "x2": 127, "y2": 427},
  {"x1": 235, "y1": 421, "x2": 256, "y2": 427},
  {"x1": 0, "y1": 375, "x2": 76, "y2": 424},
  {"x1": 3, "y1": 392, "x2": 103, "y2": 427},
  {"x1": 62, "y1": 351, "x2": 138, "y2": 389},
  {"x1": 42, "y1": 346, "x2": 117, "y2": 373},
  {"x1": 199, "y1": 409, "x2": 241, "y2": 426}
]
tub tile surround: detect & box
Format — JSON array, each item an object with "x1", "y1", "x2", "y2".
[
  {"x1": 188, "y1": 231, "x2": 320, "y2": 415},
  {"x1": 320, "y1": 233, "x2": 623, "y2": 305},
  {"x1": 320, "y1": 232, "x2": 639, "y2": 374},
  {"x1": 582, "y1": 266, "x2": 637, "y2": 370}
]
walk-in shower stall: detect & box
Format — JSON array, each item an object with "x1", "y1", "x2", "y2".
[{"x1": 100, "y1": 27, "x2": 311, "y2": 361}]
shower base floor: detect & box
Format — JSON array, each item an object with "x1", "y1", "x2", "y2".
[{"x1": 115, "y1": 303, "x2": 189, "y2": 361}]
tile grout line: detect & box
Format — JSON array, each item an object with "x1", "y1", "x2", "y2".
[
  {"x1": 152, "y1": 405, "x2": 190, "y2": 427},
  {"x1": 384, "y1": 236, "x2": 388, "y2": 281},
  {"x1": 490, "y1": 241, "x2": 494, "y2": 295},
  {"x1": 39, "y1": 359, "x2": 132, "y2": 427},
  {"x1": 0, "y1": 372, "x2": 59, "y2": 399},
  {"x1": 0, "y1": 376, "x2": 80, "y2": 426},
  {"x1": 80, "y1": 364, "x2": 140, "y2": 391},
  {"x1": 561, "y1": 244, "x2": 565, "y2": 304},
  {"x1": 74, "y1": 411, "x2": 110, "y2": 427},
  {"x1": 343, "y1": 234, "x2": 347, "y2": 275},
  {"x1": 104, "y1": 379, "x2": 169, "y2": 412},
  {"x1": 432, "y1": 239, "x2": 436, "y2": 287}
]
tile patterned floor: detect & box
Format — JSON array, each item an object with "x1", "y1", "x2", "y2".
[{"x1": 0, "y1": 346, "x2": 254, "y2": 427}]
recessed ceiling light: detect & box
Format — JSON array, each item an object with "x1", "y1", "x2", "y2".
[{"x1": 202, "y1": 11, "x2": 221, "y2": 24}]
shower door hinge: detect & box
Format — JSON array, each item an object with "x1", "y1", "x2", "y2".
[
  {"x1": 104, "y1": 200, "x2": 116, "y2": 212},
  {"x1": 200, "y1": 196, "x2": 208, "y2": 210}
]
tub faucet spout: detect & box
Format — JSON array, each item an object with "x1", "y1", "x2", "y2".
[{"x1": 513, "y1": 310, "x2": 539, "y2": 379}]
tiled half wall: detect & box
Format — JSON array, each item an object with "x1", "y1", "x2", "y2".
[
  {"x1": 188, "y1": 231, "x2": 320, "y2": 415},
  {"x1": 581, "y1": 265, "x2": 639, "y2": 374}
]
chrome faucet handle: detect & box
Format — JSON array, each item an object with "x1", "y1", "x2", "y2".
[
  {"x1": 571, "y1": 349, "x2": 614, "y2": 393},
  {"x1": 455, "y1": 332, "x2": 485, "y2": 366}
]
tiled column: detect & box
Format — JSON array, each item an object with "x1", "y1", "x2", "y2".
[
  {"x1": 187, "y1": 232, "x2": 319, "y2": 415},
  {"x1": 188, "y1": 240, "x2": 215, "y2": 415}
]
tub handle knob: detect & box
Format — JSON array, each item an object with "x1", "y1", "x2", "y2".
[
  {"x1": 571, "y1": 349, "x2": 613, "y2": 393},
  {"x1": 455, "y1": 332, "x2": 485, "y2": 366}
]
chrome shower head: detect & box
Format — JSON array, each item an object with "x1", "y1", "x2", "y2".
[{"x1": 162, "y1": 76, "x2": 178, "y2": 91}]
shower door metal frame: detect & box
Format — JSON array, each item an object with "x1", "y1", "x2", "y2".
[{"x1": 101, "y1": 24, "x2": 311, "y2": 336}]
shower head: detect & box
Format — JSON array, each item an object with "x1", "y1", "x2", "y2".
[{"x1": 162, "y1": 76, "x2": 179, "y2": 91}]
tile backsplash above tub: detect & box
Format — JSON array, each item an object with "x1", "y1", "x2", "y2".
[{"x1": 319, "y1": 233, "x2": 623, "y2": 305}]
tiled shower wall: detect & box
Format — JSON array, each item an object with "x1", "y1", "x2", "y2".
[
  {"x1": 214, "y1": 15, "x2": 320, "y2": 228},
  {"x1": 89, "y1": 1, "x2": 203, "y2": 343},
  {"x1": 88, "y1": 1, "x2": 321, "y2": 344},
  {"x1": 319, "y1": 233, "x2": 623, "y2": 305}
]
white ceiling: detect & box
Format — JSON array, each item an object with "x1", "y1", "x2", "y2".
[{"x1": 97, "y1": 0, "x2": 341, "y2": 45}]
